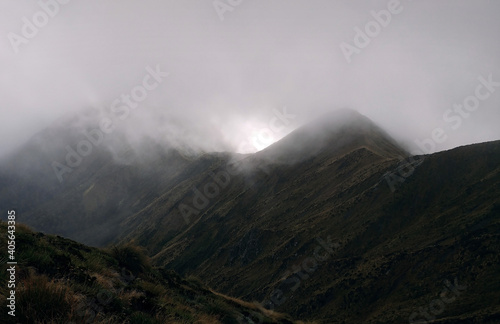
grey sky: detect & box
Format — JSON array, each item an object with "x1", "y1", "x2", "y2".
[{"x1": 1, "y1": 0, "x2": 499, "y2": 157}]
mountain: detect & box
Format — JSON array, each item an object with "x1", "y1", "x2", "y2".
[
  {"x1": 1, "y1": 108, "x2": 499, "y2": 323},
  {"x1": 0, "y1": 108, "x2": 233, "y2": 246},
  {"x1": 113, "y1": 112, "x2": 500, "y2": 323},
  {"x1": 256, "y1": 109, "x2": 407, "y2": 163}
]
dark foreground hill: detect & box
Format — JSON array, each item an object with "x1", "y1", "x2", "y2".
[{"x1": 0, "y1": 222, "x2": 305, "y2": 324}]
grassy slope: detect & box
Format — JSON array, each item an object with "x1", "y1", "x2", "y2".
[
  {"x1": 0, "y1": 136, "x2": 225, "y2": 247},
  {"x1": 0, "y1": 222, "x2": 307, "y2": 324},
  {"x1": 2, "y1": 112, "x2": 499, "y2": 323},
  {"x1": 121, "y1": 141, "x2": 500, "y2": 323}
]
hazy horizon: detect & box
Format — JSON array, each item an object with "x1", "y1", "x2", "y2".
[{"x1": 2, "y1": 0, "x2": 500, "y2": 158}]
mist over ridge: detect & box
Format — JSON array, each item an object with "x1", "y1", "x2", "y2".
[
  {"x1": 1, "y1": 2, "x2": 500, "y2": 323},
  {"x1": 2, "y1": 1, "x2": 500, "y2": 159}
]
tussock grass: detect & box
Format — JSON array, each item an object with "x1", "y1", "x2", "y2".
[
  {"x1": 17, "y1": 271, "x2": 75, "y2": 323},
  {"x1": 110, "y1": 243, "x2": 152, "y2": 275},
  {"x1": 0, "y1": 221, "x2": 301, "y2": 323}
]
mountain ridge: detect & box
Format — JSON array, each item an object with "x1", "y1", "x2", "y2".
[
  {"x1": 1, "y1": 109, "x2": 499, "y2": 323},
  {"x1": 256, "y1": 108, "x2": 407, "y2": 164}
]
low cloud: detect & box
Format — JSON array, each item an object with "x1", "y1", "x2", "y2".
[{"x1": 1, "y1": 0, "x2": 499, "y2": 160}]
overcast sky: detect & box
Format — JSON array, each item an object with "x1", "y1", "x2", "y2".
[{"x1": 1, "y1": 0, "x2": 499, "y2": 157}]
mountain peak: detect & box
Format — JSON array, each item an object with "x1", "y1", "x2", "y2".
[{"x1": 256, "y1": 108, "x2": 406, "y2": 163}]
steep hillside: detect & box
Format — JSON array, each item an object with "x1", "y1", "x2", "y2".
[
  {"x1": 116, "y1": 109, "x2": 406, "y2": 255},
  {"x1": 256, "y1": 109, "x2": 407, "y2": 163},
  {"x1": 116, "y1": 116, "x2": 500, "y2": 322},
  {"x1": 0, "y1": 109, "x2": 230, "y2": 246},
  {"x1": 2, "y1": 109, "x2": 499, "y2": 323},
  {"x1": 0, "y1": 222, "x2": 303, "y2": 324}
]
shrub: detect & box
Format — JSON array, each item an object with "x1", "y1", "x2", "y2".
[
  {"x1": 111, "y1": 243, "x2": 151, "y2": 275},
  {"x1": 17, "y1": 272, "x2": 73, "y2": 323}
]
